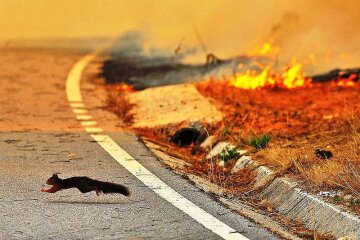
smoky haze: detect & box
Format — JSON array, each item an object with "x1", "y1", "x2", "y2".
[{"x1": 1, "y1": 0, "x2": 359, "y2": 73}]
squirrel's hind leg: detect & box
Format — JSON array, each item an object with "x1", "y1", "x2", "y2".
[
  {"x1": 77, "y1": 185, "x2": 93, "y2": 194},
  {"x1": 95, "y1": 187, "x2": 101, "y2": 196}
]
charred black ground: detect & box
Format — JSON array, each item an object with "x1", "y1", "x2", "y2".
[
  {"x1": 101, "y1": 53, "x2": 360, "y2": 89},
  {"x1": 311, "y1": 68, "x2": 360, "y2": 83},
  {"x1": 100, "y1": 56, "x2": 224, "y2": 89}
]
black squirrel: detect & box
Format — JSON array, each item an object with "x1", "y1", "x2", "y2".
[{"x1": 41, "y1": 173, "x2": 130, "y2": 196}]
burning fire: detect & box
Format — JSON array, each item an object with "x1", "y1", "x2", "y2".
[
  {"x1": 337, "y1": 74, "x2": 357, "y2": 87},
  {"x1": 229, "y1": 39, "x2": 360, "y2": 90},
  {"x1": 282, "y1": 62, "x2": 308, "y2": 88},
  {"x1": 230, "y1": 40, "x2": 311, "y2": 90},
  {"x1": 230, "y1": 61, "x2": 310, "y2": 90},
  {"x1": 251, "y1": 38, "x2": 279, "y2": 56}
]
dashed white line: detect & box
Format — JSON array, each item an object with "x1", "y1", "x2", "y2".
[
  {"x1": 76, "y1": 115, "x2": 93, "y2": 121},
  {"x1": 72, "y1": 108, "x2": 88, "y2": 114},
  {"x1": 80, "y1": 120, "x2": 98, "y2": 127},
  {"x1": 66, "y1": 51, "x2": 249, "y2": 240},
  {"x1": 70, "y1": 102, "x2": 85, "y2": 108},
  {"x1": 85, "y1": 127, "x2": 103, "y2": 134}
]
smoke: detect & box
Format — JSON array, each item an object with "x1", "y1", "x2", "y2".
[
  {"x1": 135, "y1": 0, "x2": 360, "y2": 73},
  {"x1": 262, "y1": 0, "x2": 360, "y2": 73},
  {"x1": 2, "y1": 0, "x2": 359, "y2": 72}
]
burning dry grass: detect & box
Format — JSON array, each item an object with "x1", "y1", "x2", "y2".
[{"x1": 196, "y1": 79, "x2": 360, "y2": 141}]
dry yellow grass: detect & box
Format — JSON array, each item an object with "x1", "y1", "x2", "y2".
[
  {"x1": 254, "y1": 116, "x2": 360, "y2": 198},
  {"x1": 106, "y1": 84, "x2": 136, "y2": 125}
]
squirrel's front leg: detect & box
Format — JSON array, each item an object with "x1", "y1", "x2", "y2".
[{"x1": 41, "y1": 186, "x2": 59, "y2": 193}]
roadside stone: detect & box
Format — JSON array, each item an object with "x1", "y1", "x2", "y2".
[
  {"x1": 188, "y1": 120, "x2": 203, "y2": 131},
  {"x1": 318, "y1": 191, "x2": 338, "y2": 198},
  {"x1": 200, "y1": 135, "x2": 216, "y2": 150},
  {"x1": 253, "y1": 166, "x2": 276, "y2": 189},
  {"x1": 337, "y1": 236, "x2": 354, "y2": 240},
  {"x1": 206, "y1": 142, "x2": 234, "y2": 159},
  {"x1": 261, "y1": 177, "x2": 298, "y2": 200},
  {"x1": 218, "y1": 159, "x2": 225, "y2": 167},
  {"x1": 237, "y1": 149, "x2": 248, "y2": 155},
  {"x1": 344, "y1": 195, "x2": 353, "y2": 201},
  {"x1": 205, "y1": 141, "x2": 247, "y2": 161},
  {"x1": 188, "y1": 174, "x2": 225, "y2": 195},
  {"x1": 231, "y1": 155, "x2": 258, "y2": 173},
  {"x1": 144, "y1": 140, "x2": 191, "y2": 171},
  {"x1": 261, "y1": 178, "x2": 360, "y2": 239}
]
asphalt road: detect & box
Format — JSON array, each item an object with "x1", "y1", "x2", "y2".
[{"x1": 0, "y1": 47, "x2": 279, "y2": 239}]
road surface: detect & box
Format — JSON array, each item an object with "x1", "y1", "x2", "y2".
[{"x1": 0, "y1": 47, "x2": 279, "y2": 239}]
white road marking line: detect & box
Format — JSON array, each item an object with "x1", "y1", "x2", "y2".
[
  {"x1": 85, "y1": 127, "x2": 103, "y2": 133},
  {"x1": 66, "y1": 52, "x2": 249, "y2": 240},
  {"x1": 66, "y1": 54, "x2": 96, "y2": 102},
  {"x1": 73, "y1": 108, "x2": 88, "y2": 114},
  {"x1": 70, "y1": 102, "x2": 85, "y2": 108},
  {"x1": 76, "y1": 115, "x2": 93, "y2": 120},
  {"x1": 80, "y1": 121, "x2": 98, "y2": 127}
]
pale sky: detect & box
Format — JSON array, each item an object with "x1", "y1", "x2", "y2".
[
  {"x1": 0, "y1": 0, "x2": 290, "y2": 55},
  {"x1": 0, "y1": 0, "x2": 244, "y2": 40},
  {"x1": 1, "y1": 0, "x2": 359, "y2": 71},
  {"x1": 2, "y1": 1, "x2": 300, "y2": 47}
]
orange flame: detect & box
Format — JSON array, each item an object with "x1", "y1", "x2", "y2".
[
  {"x1": 230, "y1": 39, "x2": 311, "y2": 89},
  {"x1": 230, "y1": 61, "x2": 310, "y2": 90},
  {"x1": 230, "y1": 66, "x2": 273, "y2": 89},
  {"x1": 282, "y1": 62, "x2": 308, "y2": 88},
  {"x1": 337, "y1": 74, "x2": 357, "y2": 87},
  {"x1": 250, "y1": 38, "x2": 279, "y2": 56}
]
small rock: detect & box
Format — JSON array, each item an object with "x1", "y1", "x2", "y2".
[
  {"x1": 188, "y1": 121, "x2": 203, "y2": 130},
  {"x1": 254, "y1": 166, "x2": 275, "y2": 188},
  {"x1": 217, "y1": 160, "x2": 225, "y2": 167},
  {"x1": 318, "y1": 190, "x2": 337, "y2": 198},
  {"x1": 200, "y1": 135, "x2": 216, "y2": 149},
  {"x1": 337, "y1": 237, "x2": 354, "y2": 240},
  {"x1": 206, "y1": 142, "x2": 233, "y2": 159},
  {"x1": 315, "y1": 148, "x2": 333, "y2": 159},
  {"x1": 231, "y1": 155, "x2": 255, "y2": 173},
  {"x1": 344, "y1": 194, "x2": 353, "y2": 201},
  {"x1": 237, "y1": 149, "x2": 248, "y2": 155}
]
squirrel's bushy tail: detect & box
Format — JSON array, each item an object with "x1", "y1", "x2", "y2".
[{"x1": 98, "y1": 181, "x2": 130, "y2": 196}]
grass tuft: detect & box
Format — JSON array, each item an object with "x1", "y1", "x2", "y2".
[
  {"x1": 220, "y1": 147, "x2": 240, "y2": 162},
  {"x1": 249, "y1": 134, "x2": 271, "y2": 149}
]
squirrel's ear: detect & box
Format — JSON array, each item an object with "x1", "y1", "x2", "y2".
[{"x1": 53, "y1": 173, "x2": 59, "y2": 178}]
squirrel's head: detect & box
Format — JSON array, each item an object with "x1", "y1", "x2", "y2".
[{"x1": 47, "y1": 173, "x2": 60, "y2": 185}]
